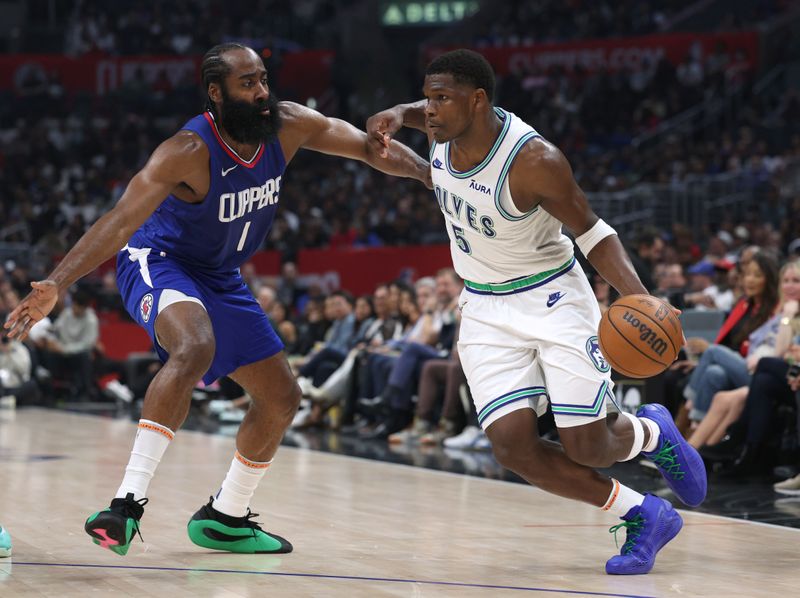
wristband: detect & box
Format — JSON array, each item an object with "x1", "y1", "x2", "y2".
[{"x1": 575, "y1": 218, "x2": 617, "y2": 257}]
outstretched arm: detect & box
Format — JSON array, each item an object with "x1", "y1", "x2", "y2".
[
  {"x1": 279, "y1": 101, "x2": 430, "y2": 187},
  {"x1": 366, "y1": 100, "x2": 429, "y2": 158},
  {"x1": 6, "y1": 132, "x2": 205, "y2": 339},
  {"x1": 508, "y1": 138, "x2": 647, "y2": 297}
]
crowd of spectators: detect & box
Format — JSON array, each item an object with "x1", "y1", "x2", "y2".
[
  {"x1": 2, "y1": 0, "x2": 800, "y2": 495},
  {"x1": 474, "y1": 0, "x2": 681, "y2": 48},
  {"x1": 1, "y1": 1, "x2": 799, "y2": 270},
  {"x1": 471, "y1": 0, "x2": 795, "y2": 48},
  {"x1": 62, "y1": 0, "x2": 342, "y2": 56},
  {"x1": 2, "y1": 69, "x2": 799, "y2": 271},
  {"x1": 3, "y1": 203, "x2": 800, "y2": 493}
]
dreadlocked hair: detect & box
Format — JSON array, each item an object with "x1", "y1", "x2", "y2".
[{"x1": 201, "y1": 43, "x2": 250, "y2": 115}]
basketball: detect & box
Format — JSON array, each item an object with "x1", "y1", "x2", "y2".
[{"x1": 597, "y1": 294, "x2": 683, "y2": 378}]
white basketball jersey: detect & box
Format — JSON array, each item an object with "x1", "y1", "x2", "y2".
[{"x1": 430, "y1": 107, "x2": 574, "y2": 284}]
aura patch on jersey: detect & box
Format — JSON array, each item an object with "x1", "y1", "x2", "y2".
[
  {"x1": 140, "y1": 293, "x2": 154, "y2": 323},
  {"x1": 585, "y1": 336, "x2": 610, "y2": 373}
]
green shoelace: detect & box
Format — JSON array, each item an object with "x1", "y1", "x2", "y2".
[
  {"x1": 649, "y1": 440, "x2": 686, "y2": 479},
  {"x1": 609, "y1": 514, "x2": 646, "y2": 554}
]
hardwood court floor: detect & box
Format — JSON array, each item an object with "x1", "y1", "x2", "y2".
[{"x1": 0, "y1": 408, "x2": 798, "y2": 597}]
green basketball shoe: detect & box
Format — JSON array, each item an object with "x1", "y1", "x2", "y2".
[
  {"x1": 84, "y1": 493, "x2": 148, "y2": 556},
  {"x1": 187, "y1": 497, "x2": 292, "y2": 554},
  {"x1": 0, "y1": 524, "x2": 11, "y2": 557}
]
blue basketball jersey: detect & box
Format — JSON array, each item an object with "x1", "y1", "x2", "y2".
[{"x1": 127, "y1": 111, "x2": 286, "y2": 273}]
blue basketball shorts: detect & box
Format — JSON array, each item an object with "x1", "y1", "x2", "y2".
[{"x1": 116, "y1": 244, "x2": 283, "y2": 384}]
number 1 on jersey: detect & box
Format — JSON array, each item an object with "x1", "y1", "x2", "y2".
[
  {"x1": 451, "y1": 224, "x2": 471, "y2": 254},
  {"x1": 237, "y1": 221, "x2": 252, "y2": 252}
]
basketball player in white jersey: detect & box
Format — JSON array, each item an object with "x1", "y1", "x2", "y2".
[{"x1": 367, "y1": 49, "x2": 707, "y2": 575}]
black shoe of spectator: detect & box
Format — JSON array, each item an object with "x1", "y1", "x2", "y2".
[
  {"x1": 357, "y1": 396, "x2": 388, "y2": 416},
  {"x1": 716, "y1": 445, "x2": 768, "y2": 479},
  {"x1": 360, "y1": 409, "x2": 412, "y2": 441},
  {"x1": 699, "y1": 435, "x2": 741, "y2": 463}
]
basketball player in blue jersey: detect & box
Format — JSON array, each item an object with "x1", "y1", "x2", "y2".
[
  {"x1": 5, "y1": 43, "x2": 430, "y2": 556},
  {"x1": 367, "y1": 50, "x2": 707, "y2": 575}
]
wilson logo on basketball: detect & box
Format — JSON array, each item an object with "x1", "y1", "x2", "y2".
[{"x1": 621, "y1": 310, "x2": 668, "y2": 357}]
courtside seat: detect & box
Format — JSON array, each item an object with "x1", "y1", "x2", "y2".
[{"x1": 679, "y1": 309, "x2": 726, "y2": 343}]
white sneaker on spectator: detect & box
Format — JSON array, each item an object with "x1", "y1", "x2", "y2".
[
  {"x1": 443, "y1": 426, "x2": 491, "y2": 451},
  {"x1": 774, "y1": 473, "x2": 800, "y2": 495},
  {"x1": 219, "y1": 409, "x2": 246, "y2": 423},
  {"x1": 208, "y1": 399, "x2": 233, "y2": 415},
  {"x1": 105, "y1": 380, "x2": 134, "y2": 403},
  {"x1": 291, "y1": 401, "x2": 316, "y2": 429},
  {"x1": 296, "y1": 376, "x2": 314, "y2": 396}
]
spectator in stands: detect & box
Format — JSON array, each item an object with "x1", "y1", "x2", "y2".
[
  {"x1": 683, "y1": 260, "x2": 736, "y2": 311},
  {"x1": 388, "y1": 319, "x2": 466, "y2": 446},
  {"x1": 292, "y1": 297, "x2": 329, "y2": 357},
  {"x1": 359, "y1": 271, "x2": 462, "y2": 439},
  {"x1": 627, "y1": 226, "x2": 664, "y2": 292},
  {"x1": 341, "y1": 283, "x2": 424, "y2": 435},
  {"x1": 655, "y1": 263, "x2": 688, "y2": 309},
  {"x1": 45, "y1": 289, "x2": 100, "y2": 401},
  {"x1": 324, "y1": 284, "x2": 404, "y2": 429},
  {"x1": 688, "y1": 259, "x2": 800, "y2": 449},
  {"x1": 257, "y1": 286, "x2": 277, "y2": 318},
  {"x1": 269, "y1": 301, "x2": 298, "y2": 354},
  {"x1": 291, "y1": 294, "x2": 377, "y2": 429},
  {"x1": 296, "y1": 291, "x2": 357, "y2": 389},
  {"x1": 0, "y1": 328, "x2": 37, "y2": 407},
  {"x1": 276, "y1": 261, "x2": 303, "y2": 308},
  {"x1": 680, "y1": 251, "x2": 780, "y2": 423}
]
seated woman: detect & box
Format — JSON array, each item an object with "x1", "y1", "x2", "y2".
[
  {"x1": 688, "y1": 259, "x2": 800, "y2": 448},
  {"x1": 681, "y1": 252, "x2": 780, "y2": 423}
]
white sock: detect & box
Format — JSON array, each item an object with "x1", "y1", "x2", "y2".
[
  {"x1": 640, "y1": 417, "x2": 661, "y2": 453},
  {"x1": 116, "y1": 419, "x2": 174, "y2": 500},
  {"x1": 212, "y1": 451, "x2": 271, "y2": 518},
  {"x1": 618, "y1": 412, "x2": 645, "y2": 461},
  {"x1": 601, "y1": 479, "x2": 646, "y2": 517}
]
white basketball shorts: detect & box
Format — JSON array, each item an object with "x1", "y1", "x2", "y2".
[{"x1": 458, "y1": 257, "x2": 620, "y2": 430}]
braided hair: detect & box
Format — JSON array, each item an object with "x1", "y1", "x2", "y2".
[{"x1": 201, "y1": 43, "x2": 249, "y2": 116}]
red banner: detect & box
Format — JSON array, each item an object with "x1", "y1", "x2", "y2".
[
  {"x1": 296, "y1": 244, "x2": 453, "y2": 295},
  {"x1": 244, "y1": 245, "x2": 453, "y2": 295},
  {"x1": 0, "y1": 51, "x2": 333, "y2": 100},
  {"x1": 428, "y1": 31, "x2": 759, "y2": 75}
]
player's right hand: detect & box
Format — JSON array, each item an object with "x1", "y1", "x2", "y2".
[
  {"x1": 366, "y1": 109, "x2": 404, "y2": 158},
  {"x1": 4, "y1": 280, "x2": 59, "y2": 341}
]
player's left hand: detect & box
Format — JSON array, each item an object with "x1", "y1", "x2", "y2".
[
  {"x1": 5, "y1": 280, "x2": 59, "y2": 341},
  {"x1": 366, "y1": 109, "x2": 404, "y2": 158}
]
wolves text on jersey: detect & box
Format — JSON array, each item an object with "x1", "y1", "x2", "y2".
[
  {"x1": 218, "y1": 176, "x2": 282, "y2": 223},
  {"x1": 434, "y1": 184, "x2": 496, "y2": 238}
]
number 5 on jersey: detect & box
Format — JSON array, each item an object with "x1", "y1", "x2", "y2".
[{"x1": 451, "y1": 224, "x2": 471, "y2": 254}]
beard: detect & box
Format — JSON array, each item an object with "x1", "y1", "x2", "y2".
[{"x1": 218, "y1": 86, "x2": 283, "y2": 145}]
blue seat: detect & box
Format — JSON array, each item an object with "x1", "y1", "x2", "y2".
[{"x1": 680, "y1": 309, "x2": 726, "y2": 343}]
